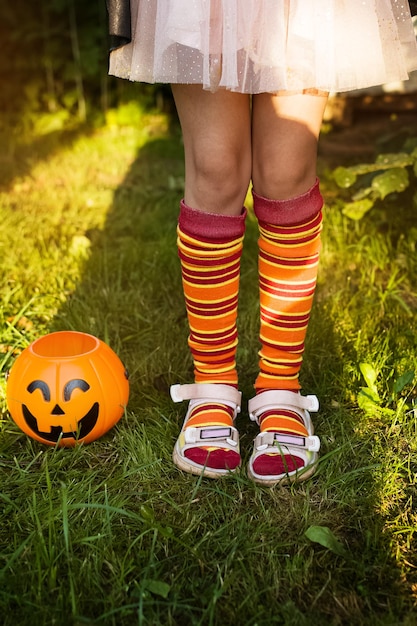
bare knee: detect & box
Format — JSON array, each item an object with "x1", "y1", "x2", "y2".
[
  {"x1": 185, "y1": 148, "x2": 251, "y2": 215},
  {"x1": 253, "y1": 153, "x2": 318, "y2": 200},
  {"x1": 252, "y1": 132, "x2": 319, "y2": 200}
]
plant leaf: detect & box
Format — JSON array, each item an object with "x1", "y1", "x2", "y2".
[
  {"x1": 305, "y1": 525, "x2": 347, "y2": 557},
  {"x1": 393, "y1": 370, "x2": 415, "y2": 395},
  {"x1": 352, "y1": 186, "x2": 373, "y2": 201},
  {"x1": 144, "y1": 580, "x2": 171, "y2": 599},
  {"x1": 358, "y1": 388, "x2": 380, "y2": 412},
  {"x1": 342, "y1": 198, "x2": 374, "y2": 220},
  {"x1": 371, "y1": 167, "x2": 409, "y2": 200},
  {"x1": 375, "y1": 152, "x2": 414, "y2": 168},
  {"x1": 359, "y1": 362, "x2": 379, "y2": 393},
  {"x1": 140, "y1": 505, "x2": 155, "y2": 522},
  {"x1": 333, "y1": 166, "x2": 357, "y2": 188}
]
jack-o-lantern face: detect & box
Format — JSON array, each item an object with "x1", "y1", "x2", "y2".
[
  {"x1": 22, "y1": 378, "x2": 99, "y2": 442},
  {"x1": 6, "y1": 331, "x2": 129, "y2": 447}
]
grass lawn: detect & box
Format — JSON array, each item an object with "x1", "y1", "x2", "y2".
[{"x1": 1, "y1": 103, "x2": 417, "y2": 625}]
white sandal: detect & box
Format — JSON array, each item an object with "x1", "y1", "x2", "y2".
[
  {"x1": 248, "y1": 390, "x2": 320, "y2": 486},
  {"x1": 170, "y1": 383, "x2": 242, "y2": 478}
]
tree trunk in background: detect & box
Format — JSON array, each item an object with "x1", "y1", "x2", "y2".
[
  {"x1": 41, "y1": 0, "x2": 57, "y2": 113},
  {"x1": 99, "y1": 0, "x2": 109, "y2": 113},
  {"x1": 68, "y1": 0, "x2": 86, "y2": 122}
]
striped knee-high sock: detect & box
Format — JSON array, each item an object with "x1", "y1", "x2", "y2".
[
  {"x1": 252, "y1": 180, "x2": 323, "y2": 475},
  {"x1": 177, "y1": 200, "x2": 246, "y2": 469}
]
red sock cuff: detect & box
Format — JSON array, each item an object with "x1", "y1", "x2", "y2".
[
  {"x1": 179, "y1": 200, "x2": 246, "y2": 240},
  {"x1": 252, "y1": 179, "x2": 323, "y2": 226}
]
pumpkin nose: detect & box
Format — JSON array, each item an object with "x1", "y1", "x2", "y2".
[{"x1": 51, "y1": 404, "x2": 65, "y2": 415}]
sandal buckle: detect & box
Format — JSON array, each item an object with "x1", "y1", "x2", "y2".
[
  {"x1": 170, "y1": 384, "x2": 183, "y2": 403},
  {"x1": 306, "y1": 435, "x2": 321, "y2": 452},
  {"x1": 305, "y1": 395, "x2": 319, "y2": 412}
]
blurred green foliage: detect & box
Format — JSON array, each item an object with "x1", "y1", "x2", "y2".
[
  {"x1": 0, "y1": 0, "x2": 165, "y2": 127},
  {"x1": 334, "y1": 137, "x2": 417, "y2": 219}
]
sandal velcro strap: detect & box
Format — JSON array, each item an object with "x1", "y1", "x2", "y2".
[
  {"x1": 248, "y1": 390, "x2": 318, "y2": 423},
  {"x1": 254, "y1": 431, "x2": 321, "y2": 453},
  {"x1": 183, "y1": 425, "x2": 239, "y2": 447},
  {"x1": 170, "y1": 383, "x2": 241, "y2": 411}
]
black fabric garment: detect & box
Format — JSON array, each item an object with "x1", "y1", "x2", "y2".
[
  {"x1": 107, "y1": 0, "x2": 131, "y2": 50},
  {"x1": 410, "y1": 1, "x2": 417, "y2": 16}
]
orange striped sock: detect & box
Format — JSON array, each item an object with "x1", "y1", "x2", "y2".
[
  {"x1": 177, "y1": 200, "x2": 246, "y2": 470},
  {"x1": 252, "y1": 180, "x2": 323, "y2": 476}
]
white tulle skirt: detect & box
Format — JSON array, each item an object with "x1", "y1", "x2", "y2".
[{"x1": 109, "y1": 0, "x2": 417, "y2": 93}]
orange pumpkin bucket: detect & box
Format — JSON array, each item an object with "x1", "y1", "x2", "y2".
[{"x1": 6, "y1": 331, "x2": 129, "y2": 446}]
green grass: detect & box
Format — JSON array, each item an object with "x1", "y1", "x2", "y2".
[{"x1": 1, "y1": 104, "x2": 417, "y2": 625}]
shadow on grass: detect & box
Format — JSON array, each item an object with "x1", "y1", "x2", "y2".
[{"x1": 3, "y1": 112, "x2": 417, "y2": 625}]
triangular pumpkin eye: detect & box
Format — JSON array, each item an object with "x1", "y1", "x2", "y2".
[
  {"x1": 63, "y1": 379, "x2": 90, "y2": 401},
  {"x1": 27, "y1": 380, "x2": 51, "y2": 402}
]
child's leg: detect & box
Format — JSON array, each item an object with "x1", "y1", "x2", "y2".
[
  {"x1": 249, "y1": 92, "x2": 328, "y2": 485},
  {"x1": 170, "y1": 86, "x2": 251, "y2": 476},
  {"x1": 172, "y1": 85, "x2": 251, "y2": 215},
  {"x1": 252, "y1": 92, "x2": 328, "y2": 201}
]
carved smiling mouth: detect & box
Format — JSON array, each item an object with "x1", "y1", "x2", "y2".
[{"x1": 22, "y1": 402, "x2": 99, "y2": 442}]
